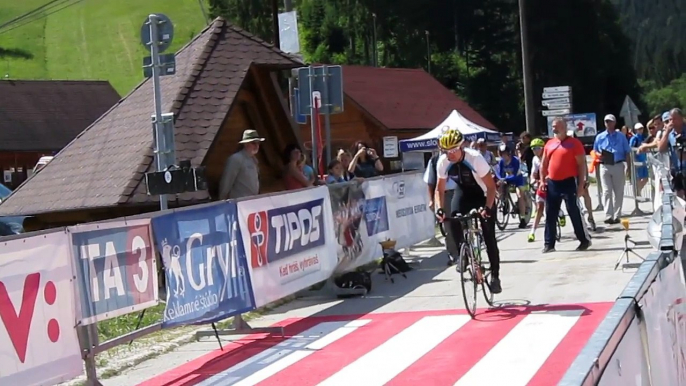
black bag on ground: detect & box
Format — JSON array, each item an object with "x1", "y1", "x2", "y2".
[{"x1": 334, "y1": 271, "x2": 372, "y2": 293}]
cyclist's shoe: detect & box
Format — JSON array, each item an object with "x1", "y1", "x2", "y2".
[
  {"x1": 542, "y1": 245, "x2": 555, "y2": 253},
  {"x1": 518, "y1": 219, "x2": 527, "y2": 229},
  {"x1": 559, "y1": 215, "x2": 566, "y2": 227},
  {"x1": 527, "y1": 233, "x2": 535, "y2": 242},
  {"x1": 447, "y1": 254, "x2": 456, "y2": 267},
  {"x1": 490, "y1": 276, "x2": 502, "y2": 294}
]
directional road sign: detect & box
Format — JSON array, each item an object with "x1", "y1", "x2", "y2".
[
  {"x1": 297, "y1": 65, "x2": 344, "y2": 116},
  {"x1": 542, "y1": 109, "x2": 571, "y2": 116},
  {"x1": 546, "y1": 103, "x2": 571, "y2": 110},
  {"x1": 542, "y1": 98, "x2": 570, "y2": 106},
  {"x1": 143, "y1": 54, "x2": 176, "y2": 78},
  {"x1": 543, "y1": 92, "x2": 570, "y2": 99},
  {"x1": 543, "y1": 86, "x2": 570, "y2": 93}
]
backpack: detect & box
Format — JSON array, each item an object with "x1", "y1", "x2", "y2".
[{"x1": 334, "y1": 271, "x2": 372, "y2": 297}]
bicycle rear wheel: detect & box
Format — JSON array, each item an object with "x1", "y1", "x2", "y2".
[
  {"x1": 438, "y1": 221, "x2": 447, "y2": 237},
  {"x1": 495, "y1": 198, "x2": 509, "y2": 231},
  {"x1": 459, "y1": 244, "x2": 478, "y2": 318}
]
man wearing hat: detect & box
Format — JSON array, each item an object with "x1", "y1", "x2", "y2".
[
  {"x1": 218, "y1": 129, "x2": 266, "y2": 200},
  {"x1": 657, "y1": 108, "x2": 685, "y2": 197},
  {"x1": 593, "y1": 114, "x2": 631, "y2": 224}
]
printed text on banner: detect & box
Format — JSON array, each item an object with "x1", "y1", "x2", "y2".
[
  {"x1": 237, "y1": 186, "x2": 338, "y2": 308},
  {"x1": 0, "y1": 231, "x2": 83, "y2": 386},
  {"x1": 70, "y1": 219, "x2": 159, "y2": 324},
  {"x1": 382, "y1": 173, "x2": 434, "y2": 249},
  {"x1": 329, "y1": 179, "x2": 391, "y2": 272},
  {"x1": 150, "y1": 201, "x2": 255, "y2": 328}
]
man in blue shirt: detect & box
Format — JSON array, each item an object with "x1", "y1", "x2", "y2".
[
  {"x1": 657, "y1": 108, "x2": 685, "y2": 197},
  {"x1": 629, "y1": 123, "x2": 649, "y2": 194},
  {"x1": 593, "y1": 114, "x2": 630, "y2": 224},
  {"x1": 424, "y1": 151, "x2": 460, "y2": 265},
  {"x1": 496, "y1": 144, "x2": 529, "y2": 228}
]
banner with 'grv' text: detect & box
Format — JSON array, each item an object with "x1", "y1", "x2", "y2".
[{"x1": 150, "y1": 201, "x2": 256, "y2": 328}]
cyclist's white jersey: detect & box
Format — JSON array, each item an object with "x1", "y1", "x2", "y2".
[
  {"x1": 530, "y1": 155, "x2": 541, "y2": 181},
  {"x1": 436, "y1": 148, "x2": 491, "y2": 197}
]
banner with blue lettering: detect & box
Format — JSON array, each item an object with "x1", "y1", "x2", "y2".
[
  {"x1": 69, "y1": 219, "x2": 159, "y2": 325},
  {"x1": 150, "y1": 201, "x2": 255, "y2": 328},
  {"x1": 236, "y1": 186, "x2": 339, "y2": 307}
]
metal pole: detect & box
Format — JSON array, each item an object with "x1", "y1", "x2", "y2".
[
  {"x1": 372, "y1": 13, "x2": 377, "y2": 67},
  {"x1": 308, "y1": 66, "x2": 318, "y2": 175},
  {"x1": 271, "y1": 0, "x2": 280, "y2": 48},
  {"x1": 322, "y1": 65, "x2": 332, "y2": 164},
  {"x1": 284, "y1": 0, "x2": 293, "y2": 10},
  {"x1": 517, "y1": 0, "x2": 536, "y2": 135},
  {"x1": 149, "y1": 14, "x2": 169, "y2": 211},
  {"x1": 425, "y1": 31, "x2": 431, "y2": 74}
]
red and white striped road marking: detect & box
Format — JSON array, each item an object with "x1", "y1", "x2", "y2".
[{"x1": 139, "y1": 303, "x2": 612, "y2": 386}]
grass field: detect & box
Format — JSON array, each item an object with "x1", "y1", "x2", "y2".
[{"x1": 0, "y1": 0, "x2": 209, "y2": 95}]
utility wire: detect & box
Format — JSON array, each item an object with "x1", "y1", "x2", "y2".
[
  {"x1": 0, "y1": 0, "x2": 83, "y2": 36},
  {"x1": 0, "y1": 0, "x2": 63, "y2": 31}
]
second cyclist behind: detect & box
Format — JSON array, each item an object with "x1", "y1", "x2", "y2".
[
  {"x1": 434, "y1": 129, "x2": 502, "y2": 294},
  {"x1": 496, "y1": 144, "x2": 530, "y2": 229}
]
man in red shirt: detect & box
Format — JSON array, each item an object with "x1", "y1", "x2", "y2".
[{"x1": 540, "y1": 117, "x2": 592, "y2": 253}]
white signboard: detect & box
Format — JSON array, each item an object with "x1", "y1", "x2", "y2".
[
  {"x1": 542, "y1": 98, "x2": 570, "y2": 106},
  {"x1": 0, "y1": 231, "x2": 83, "y2": 385},
  {"x1": 543, "y1": 86, "x2": 570, "y2": 93},
  {"x1": 542, "y1": 92, "x2": 570, "y2": 99},
  {"x1": 236, "y1": 186, "x2": 338, "y2": 308},
  {"x1": 383, "y1": 136, "x2": 399, "y2": 158},
  {"x1": 546, "y1": 113, "x2": 597, "y2": 138},
  {"x1": 546, "y1": 103, "x2": 571, "y2": 110},
  {"x1": 278, "y1": 11, "x2": 300, "y2": 54},
  {"x1": 311, "y1": 91, "x2": 322, "y2": 108},
  {"x1": 542, "y1": 109, "x2": 571, "y2": 116}
]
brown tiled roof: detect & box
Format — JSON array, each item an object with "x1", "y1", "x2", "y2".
[
  {"x1": 0, "y1": 80, "x2": 120, "y2": 151},
  {"x1": 0, "y1": 17, "x2": 300, "y2": 217},
  {"x1": 341, "y1": 66, "x2": 497, "y2": 131}
]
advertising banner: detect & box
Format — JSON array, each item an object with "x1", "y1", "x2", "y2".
[
  {"x1": 70, "y1": 219, "x2": 159, "y2": 324},
  {"x1": 381, "y1": 172, "x2": 434, "y2": 250},
  {"x1": 0, "y1": 231, "x2": 83, "y2": 385},
  {"x1": 597, "y1": 317, "x2": 649, "y2": 385},
  {"x1": 329, "y1": 179, "x2": 391, "y2": 272},
  {"x1": 638, "y1": 258, "x2": 686, "y2": 385},
  {"x1": 150, "y1": 201, "x2": 255, "y2": 328},
  {"x1": 237, "y1": 186, "x2": 338, "y2": 307}
]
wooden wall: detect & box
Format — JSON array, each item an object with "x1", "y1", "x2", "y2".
[{"x1": 0, "y1": 151, "x2": 51, "y2": 189}]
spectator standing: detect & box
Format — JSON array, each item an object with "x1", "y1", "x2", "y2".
[
  {"x1": 658, "y1": 108, "x2": 685, "y2": 197},
  {"x1": 218, "y1": 129, "x2": 265, "y2": 200},
  {"x1": 593, "y1": 114, "x2": 630, "y2": 224},
  {"x1": 629, "y1": 123, "x2": 649, "y2": 193},
  {"x1": 476, "y1": 138, "x2": 496, "y2": 166},
  {"x1": 425, "y1": 150, "x2": 460, "y2": 265},
  {"x1": 540, "y1": 118, "x2": 591, "y2": 253},
  {"x1": 325, "y1": 159, "x2": 346, "y2": 184},
  {"x1": 336, "y1": 149, "x2": 356, "y2": 181},
  {"x1": 282, "y1": 144, "x2": 313, "y2": 190},
  {"x1": 349, "y1": 141, "x2": 383, "y2": 178},
  {"x1": 300, "y1": 153, "x2": 315, "y2": 184},
  {"x1": 519, "y1": 132, "x2": 535, "y2": 172}
]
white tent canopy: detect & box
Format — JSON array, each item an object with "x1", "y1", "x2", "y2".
[{"x1": 399, "y1": 110, "x2": 500, "y2": 152}]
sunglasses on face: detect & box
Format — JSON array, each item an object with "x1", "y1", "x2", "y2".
[{"x1": 532, "y1": 146, "x2": 542, "y2": 151}]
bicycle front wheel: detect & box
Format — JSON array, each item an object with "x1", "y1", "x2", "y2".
[
  {"x1": 495, "y1": 199, "x2": 509, "y2": 231},
  {"x1": 459, "y1": 244, "x2": 478, "y2": 318},
  {"x1": 474, "y1": 236, "x2": 494, "y2": 306}
]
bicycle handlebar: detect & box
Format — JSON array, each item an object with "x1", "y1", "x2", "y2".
[{"x1": 438, "y1": 208, "x2": 485, "y2": 221}]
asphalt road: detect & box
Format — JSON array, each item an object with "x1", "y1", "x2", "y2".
[{"x1": 103, "y1": 186, "x2": 654, "y2": 386}]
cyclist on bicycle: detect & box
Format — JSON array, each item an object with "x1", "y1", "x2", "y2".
[
  {"x1": 434, "y1": 129, "x2": 502, "y2": 294},
  {"x1": 527, "y1": 138, "x2": 566, "y2": 241},
  {"x1": 495, "y1": 144, "x2": 530, "y2": 229}
]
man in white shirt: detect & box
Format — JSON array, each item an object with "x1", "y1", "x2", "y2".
[{"x1": 434, "y1": 129, "x2": 501, "y2": 294}]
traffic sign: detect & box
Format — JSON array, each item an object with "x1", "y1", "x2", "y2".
[
  {"x1": 297, "y1": 65, "x2": 344, "y2": 116},
  {"x1": 542, "y1": 98, "x2": 570, "y2": 106},
  {"x1": 312, "y1": 91, "x2": 322, "y2": 108},
  {"x1": 543, "y1": 86, "x2": 570, "y2": 93},
  {"x1": 542, "y1": 92, "x2": 570, "y2": 99},
  {"x1": 546, "y1": 103, "x2": 571, "y2": 110},
  {"x1": 542, "y1": 109, "x2": 571, "y2": 116},
  {"x1": 140, "y1": 14, "x2": 174, "y2": 53},
  {"x1": 143, "y1": 54, "x2": 176, "y2": 77}
]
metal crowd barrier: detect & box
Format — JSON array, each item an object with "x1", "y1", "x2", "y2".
[{"x1": 560, "y1": 170, "x2": 680, "y2": 385}]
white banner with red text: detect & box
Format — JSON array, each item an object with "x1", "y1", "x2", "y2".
[
  {"x1": 0, "y1": 230, "x2": 83, "y2": 386},
  {"x1": 638, "y1": 257, "x2": 686, "y2": 385},
  {"x1": 236, "y1": 186, "x2": 339, "y2": 308}
]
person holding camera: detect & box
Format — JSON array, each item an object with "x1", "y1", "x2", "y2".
[
  {"x1": 349, "y1": 141, "x2": 383, "y2": 178},
  {"x1": 657, "y1": 108, "x2": 685, "y2": 197},
  {"x1": 593, "y1": 114, "x2": 630, "y2": 224}
]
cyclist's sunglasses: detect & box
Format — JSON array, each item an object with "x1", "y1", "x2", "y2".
[{"x1": 531, "y1": 146, "x2": 543, "y2": 151}]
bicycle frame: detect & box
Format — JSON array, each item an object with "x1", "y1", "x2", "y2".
[{"x1": 459, "y1": 215, "x2": 484, "y2": 284}]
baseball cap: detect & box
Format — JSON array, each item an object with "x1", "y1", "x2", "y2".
[
  {"x1": 634, "y1": 122, "x2": 644, "y2": 130},
  {"x1": 604, "y1": 114, "x2": 616, "y2": 122},
  {"x1": 663, "y1": 111, "x2": 671, "y2": 121},
  {"x1": 476, "y1": 138, "x2": 485, "y2": 144}
]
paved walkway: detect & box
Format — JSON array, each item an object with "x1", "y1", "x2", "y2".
[{"x1": 103, "y1": 186, "x2": 654, "y2": 386}]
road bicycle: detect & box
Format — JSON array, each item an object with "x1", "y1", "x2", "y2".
[
  {"x1": 495, "y1": 182, "x2": 532, "y2": 231},
  {"x1": 444, "y1": 209, "x2": 494, "y2": 318}
]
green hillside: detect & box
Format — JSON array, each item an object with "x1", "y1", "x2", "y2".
[{"x1": 0, "y1": 0, "x2": 209, "y2": 95}]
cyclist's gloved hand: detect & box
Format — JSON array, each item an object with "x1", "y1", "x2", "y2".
[
  {"x1": 480, "y1": 207, "x2": 491, "y2": 219},
  {"x1": 435, "y1": 208, "x2": 445, "y2": 222}
]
